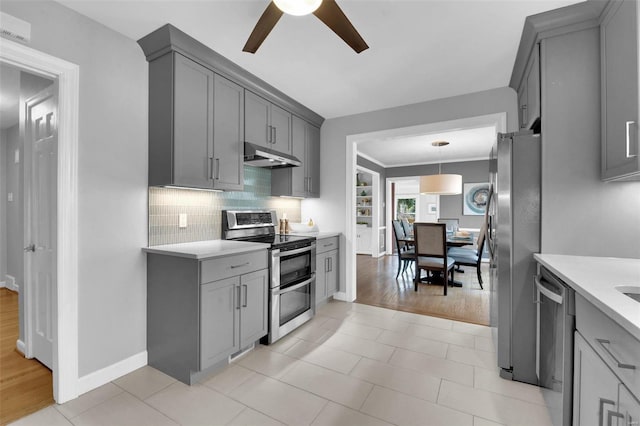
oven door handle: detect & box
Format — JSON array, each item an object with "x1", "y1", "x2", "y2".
[
  {"x1": 272, "y1": 246, "x2": 312, "y2": 258},
  {"x1": 276, "y1": 274, "x2": 315, "y2": 296},
  {"x1": 534, "y1": 275, "x2": 563, "y2": 305}
]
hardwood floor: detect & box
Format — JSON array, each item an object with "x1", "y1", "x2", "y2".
[
  {"x1": 0, "y1": 288, "x2": 53, "y2": 425},
  {"x1": 356, "y1": 254, "x2": 490, "y2": 326}
]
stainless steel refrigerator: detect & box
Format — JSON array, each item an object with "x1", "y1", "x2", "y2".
[{"x1": 488, "y1": 130, "x2": 541, "y2": 385}]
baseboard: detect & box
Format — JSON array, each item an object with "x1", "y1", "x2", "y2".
[
  {"x1": 16, "y1": 339, "x2": 26, "y2": 355},
  {"x1": 77, "y1": 350, "x2": 147, "y2": 396},
  {"x1": 5, "y1": 275, "x2": 18, "y2": 292},
  {"x1": 332, "y1": 291, "x2": 349, "y2": 302}
]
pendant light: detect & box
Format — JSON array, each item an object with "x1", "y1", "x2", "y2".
[
  {"x1": 419, "y1": 141, "x2": 462, "y2": 195},
  {"x1": 273, "y1": 0, "x2": 323, "y2": 16}
]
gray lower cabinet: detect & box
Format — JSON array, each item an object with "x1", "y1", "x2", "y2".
[
  {"x1": 245, "y1": 90, "x2": 292, "y2": 154},
  {"x1": 315, "y1": 236, "x2": 339, "y2": 304},
  {"x1": 271, "y1": 116, "x2": 320, "y2": 198},
  {"x1": 600, "y1": 0, "x2": 640, "y2": 181},
  {"x1": 573, "y1": 293, "x2": 640, "y2": 426},
  {"x1": 148, "y1": 51, "x2": 244, "y2": 190},
  {"x1": 200, "y1": 269, "x2": 268, "y2": 371},
  {"x1": 147, "y1": 250, "x2": 268, "y2": 384}
]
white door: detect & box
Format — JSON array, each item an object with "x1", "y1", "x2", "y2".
[{"x1": 25, "y1": 84, "x2": 57, "y2": 369}]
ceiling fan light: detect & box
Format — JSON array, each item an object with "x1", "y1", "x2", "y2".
[
  {"x1": 273, "y1": 0, "x2": 322, "y2": 16},
  {"x1": 419, "y1": 174, "x2": 462, "y2": 195}
]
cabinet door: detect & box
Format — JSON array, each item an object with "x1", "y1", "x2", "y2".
[
  {"x1": 239, "y1": 269, "x2": 269, "y2": 348},
  {"x1": 173, "y1": 53, "x2": 214, "y2": 188},
  {"x1": 618, "y1": 384, "x2": 640, "y2": 426},
  {"x1": 326, "y1": 250, "x2": 338, "y2": 295},
  {"x1": 200, "y1": 276, "x2": 240, "y2": 370},
  {"x1": 517, "y1": 83, "x2": 528, "y2": 129},
  {"x1": 306, "y1": 124, "x2": 321, "y2": 197},
  {"x1": 245, "y1": 91, "x2": 270, "y2": 147},
  {"x1": 574, "y1": 332, "x2": 620, "y2": 426},
  {"x1": 290, "y1": 116, "x2": 307, "y2": 197},
  {"x1": 315, "y1": 251, "x2": 328, "y2": 303},
  {"x1": 213, "y1": 74, "x2": 244, "y2": 191},
  {"x1": 270, "y1": 104, "x2": 292, "y2": 155},
  {"x1": 601, "y1": 0, "x2": 640, "y2": 180},
  {"x1": 525, "y1": 47, "x2": 540, "y2": 129}
]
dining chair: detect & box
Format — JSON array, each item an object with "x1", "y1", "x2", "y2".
[
  {"x1": 391, "y1": 220, "x2": 414, "y2": 278},
  {"x1": 401, "y1": 218, "x2": 413, "y2": 238},
  {"x1": 412, "y1": 222, "x2": 455, "y2": 295},
  {"x1": 447, "y1": 219, "x2": 487, "y2": 289}
]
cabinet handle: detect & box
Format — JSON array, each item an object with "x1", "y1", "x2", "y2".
[
  {"x1": 242, "y1": 284, "x2": 248, "y2": 307},
  {"x1": 215, "y1": 158, "x2": 220, "y2": 180},
  {"x1": 626, "y1": 121, "x2": 637, "y2": 158},
  {"x1": 599, "y1": 398, "x2": 616, "y2": 426},
  {"x1": 308, "y1": 177, "x2": 312, "y2": 193},
  {"x1": 520, "y1": 104, "x2": 527, "y2": 128},
  {"x1": 236, "y1": 286, "x2": 241, "y2": 310},
  {"x1": 323, "y1": 243, "x2": 332, "y2": 248},
  {"x1": 596, "y1": 339, "x2": 637, "y2": 370},
  {"x1": 273, "y1": 127, "x2": 277, "y2": 144},
  {"x1": 230, "y1": 262, "x2": 250, "y2": 269},
  {"x1": 328, "y1": 257, "x2": 332, "y2": 272},
  {"x1": 208, "y1": 157, "x2": 213, "y2": 180},
  {"x1": 325, "y1": 257, "x2": 329, "y2": 273},
  {"x1": 607, "y1": 410, "x2": 624, "y2": 426}
]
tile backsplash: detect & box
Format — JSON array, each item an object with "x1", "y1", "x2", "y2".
[{"x1": 149, "y1": 166, "x2": 301, "y2": 246}]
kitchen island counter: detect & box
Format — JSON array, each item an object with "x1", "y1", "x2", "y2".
[
  {"x1": 142, "y1": 240, "x2": 269, "y2": 260},
  {"x1": 534, "y1": 254, "x2": 640, "y2": 340}
]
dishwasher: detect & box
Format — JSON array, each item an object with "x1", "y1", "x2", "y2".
[{"x1": 535, "y1": 266, "x2": 575, "y2": 426}]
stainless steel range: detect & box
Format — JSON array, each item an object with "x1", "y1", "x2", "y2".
[{"x1": 222, "y1": 210, "x2": 316, "y2": 344}]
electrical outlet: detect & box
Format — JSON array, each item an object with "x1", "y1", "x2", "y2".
[
  {"x1": 179, "y1": 213, "x2": 187, "y2": 228},
  {"x1": 7, "y1": 192, "x2": 13, "y2": 202}
]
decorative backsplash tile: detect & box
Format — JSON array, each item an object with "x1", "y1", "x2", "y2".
[{"x1": 148, "y1": 166, "x2": 301, "y2": 246}]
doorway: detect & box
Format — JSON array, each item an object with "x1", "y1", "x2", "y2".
[
  {"x1": 0, "y1": 37, "x2": 80, "y2": 405},
  {"x1": 346, "y1": 113, "x2": 506, "y2": 323}
]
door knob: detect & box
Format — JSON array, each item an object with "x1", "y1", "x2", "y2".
[{"x1": 24, "y1": 244, "x2": 36, "y2": 252}]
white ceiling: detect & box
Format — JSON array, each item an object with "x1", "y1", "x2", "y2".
[
  {"x1": 55, "y1": 0, "x2": 583, "y2": 119},
  {"x1": 358, "y1": 124, "x2": 498, "y2": 167}
]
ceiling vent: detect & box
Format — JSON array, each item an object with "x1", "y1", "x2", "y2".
[{"x1": 0, "y1": 12, "x2": 31, "y2": 44}]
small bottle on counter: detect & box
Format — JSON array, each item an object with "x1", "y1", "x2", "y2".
[
  {"x1": 284, "y1": 219, "x2": 290, "y2": 234},
  {"x1": 279, "y1": 219, "x2": 286, "y2": 234}
]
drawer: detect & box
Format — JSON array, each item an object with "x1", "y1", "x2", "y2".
[
  {"x1": 200, "y1": 250, "x2": 268, "y2": 284},
  {"x1": 316, "y1": 236, "x2": 339, "y2": 254},
  {"x1": 576, "y1": 293, "x2": 640, "y2": 397}
]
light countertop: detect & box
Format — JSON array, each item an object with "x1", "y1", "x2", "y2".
[
  {"x1": 534, "y1": 254, "x2": 640, "y2": 341},
  {"x1": 142, "y1": 240, "x2": 270, "y2": 260}
]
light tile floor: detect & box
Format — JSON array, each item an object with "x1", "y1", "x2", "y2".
[{"x1": 11, "y1": 301, "x2": 552, "y2": 426}]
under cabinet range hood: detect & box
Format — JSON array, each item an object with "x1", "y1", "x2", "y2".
[{"x1": 244, "y1": 142, "x2": 302, "y2": 168}]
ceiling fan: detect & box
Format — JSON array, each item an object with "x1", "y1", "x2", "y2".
[{"x1": 243, "y1": 0, "x2": 369, "y2": 54}]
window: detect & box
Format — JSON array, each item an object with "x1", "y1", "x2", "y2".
[{"x1": 396, "y1": 197, "x2": 416, "y2": 223}]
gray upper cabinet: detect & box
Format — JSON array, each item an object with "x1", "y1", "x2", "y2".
[
  {"x1": 213, "y1": 74, "x2": 244, "y2": 190},
  {"x1": 517, "y1": 45, "x2": 540, "y2": 130},
  {"x1": 245, "y1": 91, "x2": 292, "y2": 154},
  {"x1": 148, "y1": 52, "x2": 244, "y2": 190},
  {"x1": 271, "y1": 116, "x2": 320, "y2": 198},
  {"x1": 601, "y1": 0, "x2": 640, "y2": 181}
]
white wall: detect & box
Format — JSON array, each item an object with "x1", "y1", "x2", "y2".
[
  {"x1": 1, "y1": 0, "x2": 148, "y2": 377},
  {"x1": 302, "y1": 87, "x2": 518, "y2": 292},
  {"x1": 0, "y1": 129, "x2": 6, "y2": 285}
]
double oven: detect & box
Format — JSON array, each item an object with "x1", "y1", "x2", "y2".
[{"x1": 222, "y1": 210, "x2": 316, "y2": 344}]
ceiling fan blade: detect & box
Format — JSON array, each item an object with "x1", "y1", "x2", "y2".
[
  {"x1": 243, "y1": 1, "x2": 284, "y2": 53},
  {"x1": 313, "y1": 0, "x2": 369, "y2": 53}
]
